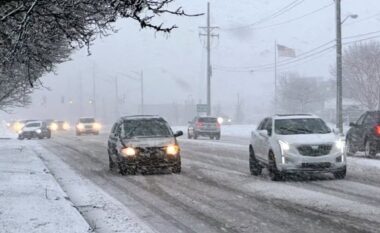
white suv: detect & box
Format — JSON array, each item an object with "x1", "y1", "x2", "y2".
[{"x1": 249, "y1": 114, "x2": 346, "y2": 181}]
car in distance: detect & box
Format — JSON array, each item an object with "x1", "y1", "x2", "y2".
[
  {"x1": 107, "y1": 115, "x2": 183, "y2": 175},
  {"x1": 18, "y1": 121, "x2": 51, "y2": 140},
  {"x1": 53, "y1": 120, "x2": 70, "y2": 131},
  {"x1": 346, "y1": 111, "x2": 380, "y2": 157},
  {"x1": 249, "y1": 114, "x2": 346, "y2": 181},
  {"x1": 75, "y1": 117, "x2": 101, "y2": 136},
  {"x1": 187, "y1": 116, "x2": 221, "y2": 140}
]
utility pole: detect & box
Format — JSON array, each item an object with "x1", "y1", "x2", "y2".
[
  {"x1": 199, "y1": 2, "x2": 218, "y2": 116},
  {"x1": 141, "y1": 71, "x2": 144, "y2": 115},
  {"x1": 92, "y1": 64, "x2": 97, "y2": 118},
  {"x1": 335, "y1": 0, "x2": 343, "y2": 135}
]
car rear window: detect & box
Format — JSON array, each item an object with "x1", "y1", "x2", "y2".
[
  {"x1": 26, "y1": 123, "x2": 41, "y2": 128},
  {"x1": 80, "y1": 118, "x2": 95, "y2": 123},
  {"x1": 198, "y1": 117, "x2": 217, "y2": 123},
  {"x1": 366, "y1": 112, "x2": 380, "y2": 124}
]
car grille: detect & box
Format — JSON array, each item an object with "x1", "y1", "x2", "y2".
[
  {"x1": 297, "y1": 144, "x2": 332, "y2": 157},
  {"x1": 85, "y1": 125, "x2": 92, "y2": 129},
  {"x1": 302, "y1": 162, "x2": 331, "y2": 169}
]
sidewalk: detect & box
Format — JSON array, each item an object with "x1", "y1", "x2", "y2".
[{"x1": 0, "y1": 140, "x2": 90, "y2": 233}]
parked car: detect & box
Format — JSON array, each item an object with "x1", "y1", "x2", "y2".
[
  {"x1": 187, "y1": 116, "x2": 221, "y2": 140},
  {"x1": 107, "y1": 115, "x2": 183, "y2": 175},
  {"x1": 75, "y1": 117, "x2": 101, "y2": 136},
  {"x1": 346, "y1": 111, "x2": 380, "y2": 157},
  {"x1": 18, "y1": 121, "x2": 51, "y2": 140},
  {"x1": 249, "y1": 114, "x2": 346, "y2": 181}
]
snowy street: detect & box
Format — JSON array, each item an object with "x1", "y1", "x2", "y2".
[{"x1": 29, "y1": 130, "x2": 380, "y2": 233}]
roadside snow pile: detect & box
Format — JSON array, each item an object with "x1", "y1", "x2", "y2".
[
  {"x1": 0, "y1": 120, "x2": 17, "y2": 139},
  {"x1": 0, "y1": 140, "x2": 90, "y2": 233}
]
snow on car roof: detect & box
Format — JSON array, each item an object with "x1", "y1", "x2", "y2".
[
  {"x1": 121, "y1": 115, "x2": 162, "y2": 120},
  {"x1": 273, "y1": 114, "x2": 320, "y2": 120},
  {"x1": 25, "y1": 121, "x2": 43, "y2": 125}
]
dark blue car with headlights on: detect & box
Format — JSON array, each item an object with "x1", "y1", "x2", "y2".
[{"x1": 107, "y1": 115, "x2": 183, "y2": 175}]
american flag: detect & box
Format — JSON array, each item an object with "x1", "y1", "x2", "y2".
[{"x1": 277, "y1": 44, "x2": 296, "y2": 57}]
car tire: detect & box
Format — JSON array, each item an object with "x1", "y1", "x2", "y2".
[
  {"x1": 27, "y1": 138, "x2": 31, "y2": 140},
  {"x1": 109, "y1": 153, "x2": 116, "y2": 171},
  {"x1": 18, "y1": 136, "x2": 24, "y2": 140},
  {"x1": 345, "y1": 138, "x2": 356, "y2": 156},
  {"x1": 268, "y1": 151, "x2": 283, "y2": 181},
  {"x1": 76, "y1": 131, "x2": 81, "y2": 136},
  {"x1": 216, "y1": 134, "x2": 221, "y2": 140},
  {"x1": 249, "y1": 147, "x2": 262, "y2": 176},
  {"x1": 333, "y1": 167, "x2": 346, "y2": 179},
  {"x1": 194, "y1": 133, "x2": 198, "y2": 140},
  {"x1": 365, "y1": 140, "x2": 377, "y2": 157},
  {"x1": 187, "y1": 131, "x2": 192, "y2": 139}
]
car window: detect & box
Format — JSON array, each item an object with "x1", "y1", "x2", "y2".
[
  {"x1": 79, "y1": 118, "x2": 95, "y2": 123},
  {"x1": 275, "y1": 118, "x2": 331, "y2": 135},
  {"x1": 364, "y1": 112, "x2": 380, "y2": 125},
  {"x1": 356, "y1": 114, "x2": 366, "y2": 125},
  {"x1": 122, "y1": 119, "x2": 173, "y2": 139},
  {"x1": 111, "y1": 123, "x2": 118, "y2": 134},
  {"x1": 198, "y1": 117, "x2": 217, "y2": 123},
  {"x1": 265, "y1": 118, "x2": 273, "y2": 136},
  {"x1": 26, "y1": 123, "x2": 41, "y2": 128},
  {"x1": 257, "y1": 119, "x2": 267, "y2": 130}
]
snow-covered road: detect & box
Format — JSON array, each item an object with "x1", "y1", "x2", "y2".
[{"x1": 36, "y1": 131, "x2": 380, "y2": 233}]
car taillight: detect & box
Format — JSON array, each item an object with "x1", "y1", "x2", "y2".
[
  {"x1": 196, "y1": 122, "x2": 203, "y2": 128},
  {"x1": 216, "y1": 123, "x2": 221, "y2": 128},
  {"x1": 375, "y1": 125, "x2": 380, "y2": 136}
]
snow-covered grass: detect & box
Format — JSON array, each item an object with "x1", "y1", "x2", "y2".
[
  {"x1": 0, "y1": 120, "x2": 17, "y2": 139},
  {"x1": 0, "y1": 140, "x2": 89, "y2": 233}
]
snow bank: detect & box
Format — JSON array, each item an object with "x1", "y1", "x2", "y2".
[
  {"x1": 0, "y1": 140, "x2": 90, "y2": 233},
  {"x1": 33, "y1": 144, "x2": 156, "y2": 233}
]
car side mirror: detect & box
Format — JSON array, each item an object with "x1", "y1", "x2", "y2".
[
  {"x1": 349, "y1": 122, "x2": 357, "y2": 127},
  {"x1": 258, "y1": 130, "x2": 268, "y2": 137},
  {"x1": 174, "y1": 131, "x2": 183, "y2": 137}
]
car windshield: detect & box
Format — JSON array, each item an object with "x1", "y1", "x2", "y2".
[
  {"x1": 79, "y1": 118, "x2": 95, "y2": 123},
  {"x1": 26, "y1": 123, "x2": 41, "y2": 128},
  {"x1": 198, "y1": 117, "x2": 217, "y2": 123},
  {"x1": 122, "y1": 119, "x2": 172, "y2": 139},
  {"x1": 275, "y1": 118, "x2": 331, "y2": 135},
  {"x1": 366, "y1": 112, "x2": 380, "y2": 124}
]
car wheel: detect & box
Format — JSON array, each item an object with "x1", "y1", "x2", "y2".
[
  {"x1": 194, "y1": 133, "x2": 198, "y2": 140},
  {"x1": 109, "y1": 153, "x2": 116, "y2": 171},
  {"x1": 249, "y1": 147, "x2": 262, "y2": 176},
  {"x1": 216, "y1": 134, "x2": 221, "y2": 140},
  {"x1": 365, "y1": 140, "x2": 377, "y2": 157},
  {"x1": 268, "y1": 152, "x2": 283, "y2": 181},
  {"x1": 27, "y1": 138, "x2": 31, "y2": 140},
  {"x1": 76, "y1": 132, "x2": 81, "y2": 136},
  {"x1": 18, "y1": 136, "x2": 24, "y2": 140},
  {"x1": 345, "y1": 138, "x2": 356, "y2": 156},
  {"x1": 333, "y1": 167, "x2": 346, "y2": 179},
  {"x1": 187, "y1": 131, "x2": 192, "y2": 139},
  {"x1": 172, "y1": 161, "x2": 181, "y2": 174}
]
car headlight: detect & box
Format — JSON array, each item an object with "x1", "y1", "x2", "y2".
[
  {"x1": 77, "y1": 123, "x2": 85, "y2": 130},
  {"x1": 166, "y1": 144, "x2": 180, "y2": 155},
  {"x1": 63, "y1": 123, "x2": 70, "y2": 130},
  {"x1": 121, "y1": 147, "x2": 136, "y2": 157},
  {"x1": 336, "y1": 139, "x2": 345, "y2": 153},
  {"x1": 50, "y1": 123, "x2": 58, "y2": 131},
  {"x1": 93, "y1": 123, "x2": 101, "y2": 130},
  {"x1": 18, "y1": 130, "x2": 23, "y2": 134},
  {"x1": 217, "y1": 117, "x2": 224, "y2": 124},
  {"x1": 36, "y1": 129, "x2": 42, "y2": 134},
  {"x1": 279, "y1": 140, "x2": 290, "y2": 155}
]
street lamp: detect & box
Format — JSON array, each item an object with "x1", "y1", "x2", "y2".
[
  {"x1": 341, "y1": 14, "x2": 358, "y2": 25},
  {"x1": 335, "y1": 0, "x2": 358, "y2": 135}
]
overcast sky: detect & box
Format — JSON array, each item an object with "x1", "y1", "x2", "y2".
[{"x1": 4, "y1": 0, "x2": 380, "y2": 121}]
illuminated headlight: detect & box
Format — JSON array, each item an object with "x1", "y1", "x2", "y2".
[
  {"x1": 18, "y1": 130, "x2": 23, "y2": 134},
  {"x1": 121, "y1": 147, "x2": 136, "y2": 157},
  {"x1": 335, "y1": 139, "x2": 345, "y2": 153},
  {"x1": 35, "y1": 129, "x2": 42, "y2": 134},
  {"x1": 50, "y1": 123, "x2": 58, "y2": 131},
  {"x1": 63, "y1": 122, "x2": 70, "y2": 130},
  {"x1": 93, "y1": 123, "x2": 101, "y2": 130},
  {"x1": 6, "y1": 123, "x2": 11, "y2": 127},
  {"x1": 166, "y1": 144, "x2": 180, "y2": 155},
  {"x1": 217, "y1": 117, "x2": 224, "y2": 124},
  {"x1": 77, "y1": 123, "x2": 85, "y2": 130}
]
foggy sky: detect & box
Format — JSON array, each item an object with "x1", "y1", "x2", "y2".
[{"x1": 3, "y1": 0, "x2": 380, "y2": 122}]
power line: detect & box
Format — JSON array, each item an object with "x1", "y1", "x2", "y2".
[{"x1": 223, "y1": 0, "x2": 305, "y2": 31}]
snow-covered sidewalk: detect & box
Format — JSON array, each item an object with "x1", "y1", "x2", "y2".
[{"x1": 0, "y1": 140, "x2": 90, "y2": 233}]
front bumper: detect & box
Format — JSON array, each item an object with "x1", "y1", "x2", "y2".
[
  {"x1": 277, "y1": 151, "x2": 346, "y2": 173},
  {"x1": 19, "y1": 132, "x2": 42, "y2": 138},
  {"x1": 119, "y1": 153, "x2": 180, "y2": 169}
]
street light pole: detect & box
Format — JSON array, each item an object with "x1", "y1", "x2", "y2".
[
  {"x1": 140, "y1": 71, "x2": 144, "y2": 115},
  {"x1": 335, "y1": 0, "x2": 343, "y2": 135}
]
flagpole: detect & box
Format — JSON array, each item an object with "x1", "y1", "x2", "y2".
[{"x1": 274, "y1": 40, "x2": 277, "y2": 114}]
